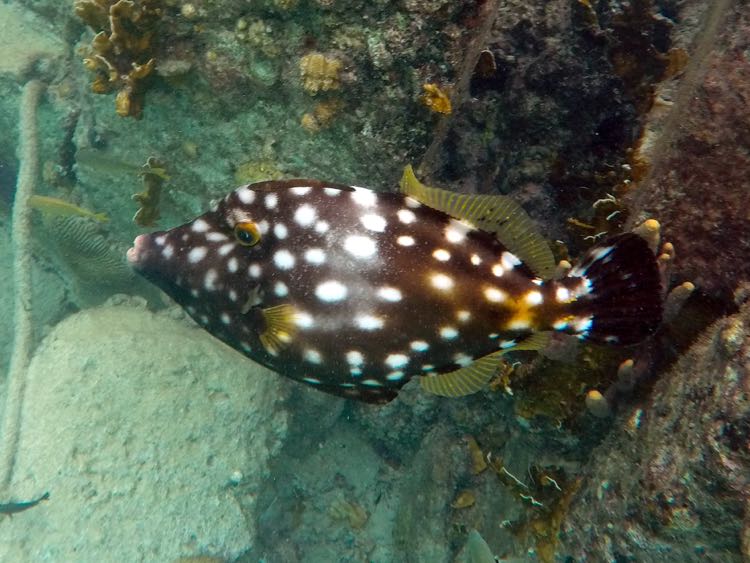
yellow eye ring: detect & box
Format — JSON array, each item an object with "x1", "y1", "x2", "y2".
[{"x1": 234, "y1": 221, "x2": 261, "y2": 246}]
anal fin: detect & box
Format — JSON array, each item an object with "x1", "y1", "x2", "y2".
[
  {"x1": 420, "y1": 351, "x2": 506, "y2": 397},
  {"x1": 419, "y1": 333, "x2": 551, "y2": 398}
]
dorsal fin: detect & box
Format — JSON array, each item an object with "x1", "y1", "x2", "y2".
[
  {"x1": 419, "y1": 351, "x2": 506, "y2": 397},
  {"x1": 419, "y1": 332, "x2": 552, "y2": 398},
  {"x1": 400, "y1": 165, "x2": 556, "y2": 279}
]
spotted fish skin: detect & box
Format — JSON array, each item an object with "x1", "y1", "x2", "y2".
[{"x1": 127, "y1": 178, "x2": 662, "y2": 403}]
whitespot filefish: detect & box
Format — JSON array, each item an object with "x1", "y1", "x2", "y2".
[{"x1": 127, "y1": 167, "x2": 662, "y2": 404}]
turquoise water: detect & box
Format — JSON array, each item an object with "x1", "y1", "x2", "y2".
[{"x1": 1, "y1": 0, "x2": 748, "y2": 561}]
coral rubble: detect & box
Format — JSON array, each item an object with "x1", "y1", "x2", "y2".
[{"x1": 75, "y1": 0, "x2": 163, "y2": 118}]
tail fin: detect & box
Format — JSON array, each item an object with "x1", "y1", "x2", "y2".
[{"x1": 563, "y1": 233, "x2": 662, "y2": 345}]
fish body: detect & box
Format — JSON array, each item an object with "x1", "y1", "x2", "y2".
[
  {"x1": 0, "y1": 491, "x2": 49, "y2": 516},
  {"x1": 127, "y1": 171, "x2": 662, "y2": 403},
  {"x1": 29, "y1": 195, "x2": 108, "y2": 223}
]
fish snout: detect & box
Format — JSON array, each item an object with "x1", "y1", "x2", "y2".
[{"x1": 126, "y1": 234, "x2": 152, "y2": 268}]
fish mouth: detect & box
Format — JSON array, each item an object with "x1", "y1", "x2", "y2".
[{"x1": 126, "y1": 233, "x2": 151, "y2": 269}]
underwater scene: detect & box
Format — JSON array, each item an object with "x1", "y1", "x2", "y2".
[{"x1": 0, "y1": 0, "x2": 749, "y2": 561}]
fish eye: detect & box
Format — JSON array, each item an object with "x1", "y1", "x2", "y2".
[{"x1": 234, "y1": 221, "x2": 261, "y2": 246}]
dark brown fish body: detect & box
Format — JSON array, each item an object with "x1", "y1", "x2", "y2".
[{"x1": 127, "y1": 172, "x2": 662, "y2": 403}]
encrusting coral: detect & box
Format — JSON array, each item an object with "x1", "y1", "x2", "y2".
[
  {"x1": 299, "y1": 52, "x2": 342, "y2": 94},
  {"x1": 75, "y1": 0, "x2": 163, "y2": 118}
]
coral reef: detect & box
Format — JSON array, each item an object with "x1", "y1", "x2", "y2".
[
  {"x1": 75, "y1": 0, "x2": 163, "y2": 118},
  {"x1": 299, "y1": 52, "x2": 343, "y2": 94}
]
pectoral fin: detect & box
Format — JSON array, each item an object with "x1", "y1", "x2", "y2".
[{"x1": 259, "y1": 304, "x2": 298, "y2": 356}]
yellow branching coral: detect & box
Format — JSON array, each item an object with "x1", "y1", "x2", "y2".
[
  {"x1": 420, "y1": 83, "x2": 452, "y2": 115},
  {"x1": 299, "y1": 52, "x2": 342, "y2": 94},
  {"x1": 75, "y1": 0, "x2": 163, "y2": 118}
]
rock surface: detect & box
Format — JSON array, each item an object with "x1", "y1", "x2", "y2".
[
  {"x1": 559, "y1": 301, "x2": 750, "y2": 561},
  {"x1": 0, "y1": 304, "x2": 288, "y2": 562}
]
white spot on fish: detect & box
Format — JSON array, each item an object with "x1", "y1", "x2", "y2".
[
  {"x1": 405, "y1": 196, "x2": 421, "y2": 209},
  {"x1": 274, "y1": 281, "x2": 288, "y2": 297},
  {"x1": 249, "y1": 263, "x2": 262, "y2": 278},
  {"x1": 410, "y1": 340, "x2": 429, "y2": 352},
  {"x1": 501, "y1": 251, "x2": 522, "y2": 270},
  {"x1": 377, "y1": 286, "x2": 402, "y2": 302},
  {"x1": 346, "y1": 350, "x2": 364, "y2": 366},
  {"x1": 445, "y1": 219, "x2": 471, "y2": 244},
  {"x1": 432, "y1": 249, "x2": 451, "y2": 262},
  {"x1": 221, "y1": 312, "x2": 231, "y2": 325},
  {"x1": 553, "y1": 319, "x2": 569, "y2": 330},
  {"x1": 507, "y1": 318, "x2": 530, "y2": 330},
  {"x1": 257, "y1": 219, "x2": 269, "y2": 235},
  {"x1": 591, "y1": 246, "x2": 614, "y2": 262},
  {"x1": 440, "y1": 326, "x2": 458, "y2": 340},
  {"x1": 264, "y1": 193, "x2": 278, "y2": 209},
  {"x1": 192, "y1": 219, "x2": 209, "y2": 233},
  {"x1": 351, "y1": 188, "x2": 377, "y2": 207},
  {"x1": 315, "y1": 221, "x2": 329, "y2": 233},
  {"x1": 290, "y1": 186, "x2": 312, "y2": 196},
  {"x1": 397, "y1": 209, "x2": 417, "y2": 224},
  {"x1": 294, "y1": 204, "x2": 317, "y2": 227},
  {"x1": 206, "y1": 232, "x2": 228, "y2": 242},
  {"x1": 204, "y1": 269, "x2": 218, "y2": 291},
  {"x1": 470, "y1": 254, "x2": 482, "y2": 266},
  {"x1": 229, "y1": 289, "x2": 238, "y2": 301},
  {"x1": 273, "y1": 249, "x2": 295, "y2": 270},
  {"x1": 555, "y1": 287, "x2": 571, "y2": 302},
  {"x1": 324, "y1": 187, "x2": 341, "y2": 196},
  {"x1": 385, "y1": 353, "x2": 409, "y2": 369},
  {"x1": 316, "y1": 280, "x2": 348, "y2": 302},
  {"x1": 355, "y1": 314, "x2": 384, "y2": 330},
  {"x1": 499, "y1": 339, "x2": 516, "y2": 349},
  {"x1": 453, "y1": 353, "x2": 473, "y2": 367},
  {"x1": 274, "y1": 223, "x2": 288, "y2": 239},
  {"x1": 525, "y1": 290, "x2": 543, "y2": 306},
  {"x1": 484, "y1": 287, "x2": 507, "y2": 303},
  {"x1": 155, "y1": 235, "x2": 166, "y2": 246},
  {"x1": 188, "y1": 246, "x2": 207, "y2": 263},
  {"x1": 386, "y1": 371, "x2": 405, "y2": 381},
  {"x1": 397, "y1": 235, "x2": 415, "y2": 246},
  {"x1": 304, "y1": 248, "x2": 326, "y2": 265},
  {"x1": 303, "y1": 377, "x2": 321, "y2": 384},
  {"x1": 431, "y1": 273, "x2": 454, "y2": 291},
  {"x1": 227, "y1": 257, "x2": 238, "y2": 273},
  {"x1": 190, "y1": 289, "x2": 199, "y2": 298},
  {"x1": 457, "y1": 310, "x2": 471, "y2": 322},
  {"x1": 162, "y1": 245, "x2": 174, "y2": 259},
  {"x1": 361, "y1": 213, "x2": 387, "y2": 232},
  {"x1": 492, "y1": 264, "x2": 504, "y2": 277},
  {"x1": 294, "y1": 311, "x2": 314, "y2": 329},
  {"x1": 362, "y1": 379, "x2": 383, "y2": 387},
  {"x1": 344, "y1": 235, "x2": 377, "y2": 259},
  {"x1": 421, "y1": 364, "x2": 435, "y2": 372},
  {"x1": 236, "y1": 187, "x2": 255, "y2": 204},
  {"x1": 573, "y1": 316, "x2": 593, "y2": 334},
  {"x1": 218, "y1": 243, "x2": 234, "y2": 256},
  {"x1": 303, "y1": 349, "x2": 322, "y2": 364}
]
